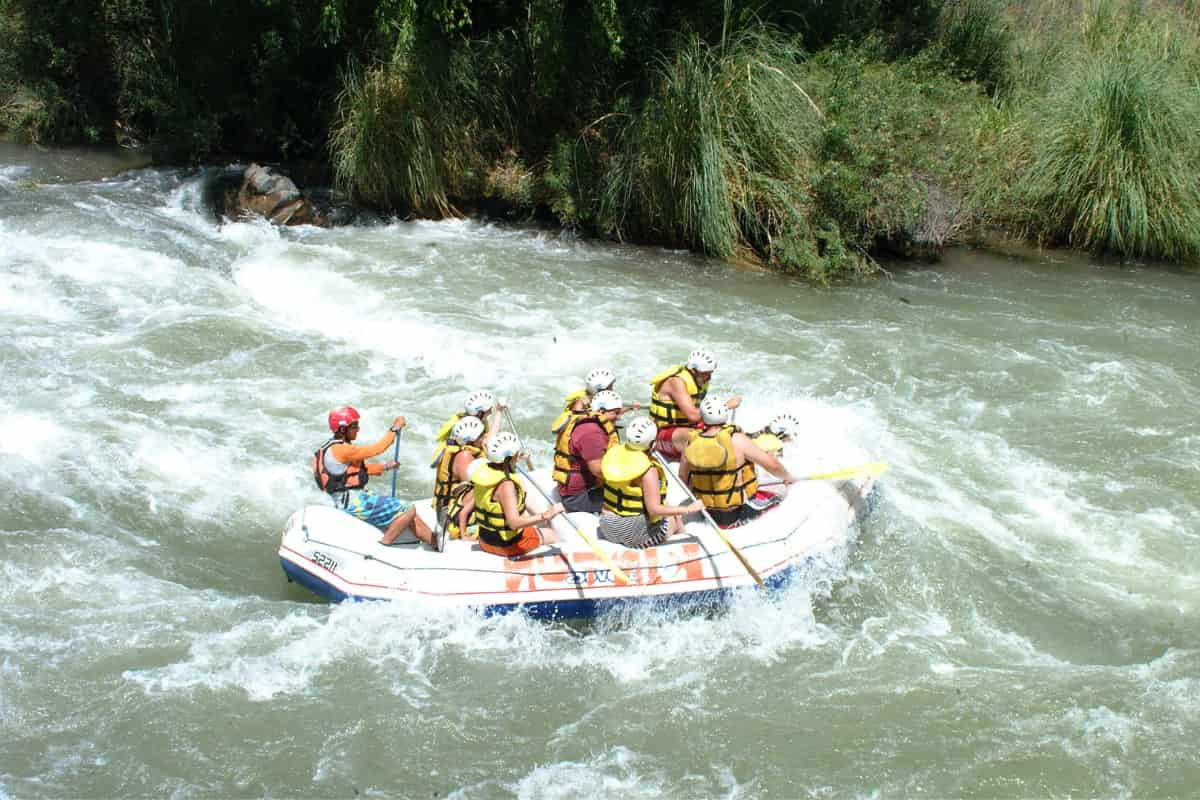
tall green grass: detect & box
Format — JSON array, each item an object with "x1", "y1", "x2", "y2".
[
  {"x1": 599, "y1": 32, "x2": 841, "y2": 276},
  {"x1": 936, "y1": 0, "x2": 1014, "y2": 93},
  {"x1": 330, "y1": 65, "x2": 452, "y2": 215},
  {"x1": 330, "y1": 39, "x2": 517, "y2": 216},
  {"x1": 1025, "y1": 49, "x2": 1200, "y2": 259}
]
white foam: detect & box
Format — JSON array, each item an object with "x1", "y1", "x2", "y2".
[
  {"x1": 510, "y1": 746, "x2": 668, "y2": 800},
  {"x1": 0, "y1": 409, "x2": 70, "y2": 461}
]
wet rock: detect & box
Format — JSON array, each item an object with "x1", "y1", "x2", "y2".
[{"x1": 229, "y1": 163, "x2": 328, "y2": 227}]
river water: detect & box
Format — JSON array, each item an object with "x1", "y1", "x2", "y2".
[{"x1": 1, "y1": 148, "x2": 1197, "y2": 798}]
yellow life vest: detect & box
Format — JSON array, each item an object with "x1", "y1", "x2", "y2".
[
  {"x1": 430, "y1": 442, "x2": 482, "y2": 509},
  {"x1": 471, "y1": 463, "x2": 526, "y2": 544},
  {"x1": 683, "y1": 425, "x2": 758, "y2": 511},
  {"x1": 551, "y1": 413, "x2": 619, "y2": 486},
  {"x1": 600, "y1": 445, "x2": 667, "y2": 523},
  {"x1": 753, "y1": 432, "x2": 785, "y2": 456},
  {"x1": 440, "y1": 481, "x2": 474, "y2": 539},
  {"x1": 648, "y1": 365, "x2": 709, "y2": 428},
  {"x1": 435, "y1": 411, "x2": 467, "y2": 443},
  {"x1": 548, "y1": 388, "x2": 589, "y2": 433}
]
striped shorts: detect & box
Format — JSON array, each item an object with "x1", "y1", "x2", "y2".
[
  {"x1": 597, "y1": 514, "x2": 671, "y2": 549},
  {"x1": 341, "y1": 491, "x2": 412, "y2": 531}
]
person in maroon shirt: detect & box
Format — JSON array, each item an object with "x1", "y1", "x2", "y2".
[{"x1": 556, "y1": 390, "x2": 623, "y2": 514}]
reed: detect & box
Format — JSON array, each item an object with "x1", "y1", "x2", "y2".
[
  {"x1": 599, "y1": 31, "x2": 835, "y2": 275},
  {"x1": 329, "y1": 39, "x2": 514, "y2": 216},
  {"x1": 330, "y1": 65, "x2": 447, "y2": 215},
  {"x1": 1026, "y1": 49, "x2": 1200, "y2": 259},
  {"x1": 937, "y1": 0, "x2": 1014, "y2": 93}
]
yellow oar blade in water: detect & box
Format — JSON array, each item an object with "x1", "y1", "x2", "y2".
[{"x1": 803, "y1": 461, "x2": 889, "y2": 482}]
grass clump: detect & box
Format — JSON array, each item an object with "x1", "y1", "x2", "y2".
[
  {"x1": 802, "y1": 45, "x2": 986, "y2": 259},
  {"x1": 935, "y1": 0, "x2": 1014, "y2": 93},
  {"x1": 599, "y1": 32, "x2": 847, "y2": 277},
  {"x1": 1025, "y1": 50, "x2": 1200, "y2": 259},
  {"x1": 330, "y1": 40, "x2": 507, "y2": 217}
]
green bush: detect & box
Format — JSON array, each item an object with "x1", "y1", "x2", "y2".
[{"x1": 803, "y1": 46, "x2": 986, "y2": 258}]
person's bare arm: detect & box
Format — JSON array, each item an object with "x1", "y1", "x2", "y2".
[
  {"x1": 737, "y1": 434, "x2": 793, "y2": 482},
  {"x1": 662, "y1": 376, "x2": 702, "y2": 424},
  {"x1": 641, "y1": 469, "x2": 703, "y2": 517},
  {"x1": 329, "y1": 431, "x2": 395, "y2": 466},
  {"x1": 498, "y1": 480, "x2": 562, "y2": 529},
  {"x1": 452, "y1": 450, "x2": 476, "y2": 481}
]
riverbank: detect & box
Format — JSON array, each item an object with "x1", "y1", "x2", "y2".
[{"x1": 4, "y1": 0, "x2": 1199, "y2": 279}]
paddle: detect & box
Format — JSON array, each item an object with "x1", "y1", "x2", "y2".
[
  {"x1": 501, "y1": 405, "x2": 536, "y2": 469},
  {"x1": 390, "y1": 427, "x2": 402, "y2": 498},
  {"x1": 652, "y1": 452, "x2": 765, "y2": 589},
  {"x1": 515, "y1": 465, "x2": 631, "y2": 585},
  {"x1": 759, "y1": 461, "x2": 889, "y2": 486}
]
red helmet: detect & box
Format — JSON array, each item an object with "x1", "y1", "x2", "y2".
[{"x1": 327, "y1": 406, "x2": 360, "y2": 432}]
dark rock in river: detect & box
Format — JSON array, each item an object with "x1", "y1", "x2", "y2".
[{"x1": 228, "y1": 163, "x2": 328, "y2": 227}]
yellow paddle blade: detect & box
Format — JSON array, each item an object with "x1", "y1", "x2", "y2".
[
  {"x1": 572, "y1": 526, "x2": 631, "y2": 585},
  {"x1": 804, "y1": 461, "x2": 889, "y2": 482}
]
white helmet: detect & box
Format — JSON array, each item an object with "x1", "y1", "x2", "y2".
[
  {"x1": 585, "y1": 367, "x2": 615, "y2": 395},
  {"x1": 686, "y1": 348, "x2": 718, "y2": 372},
  {"x1": 767, "y1": 413, "x2": 801, "y2": 439},
  {"x1": 450, "y1": 415, "x2": 485, "y2": 445},
  {"x1": 486, "y1": 430, "x2": 522, "y2": 463},
  {"x1": 590, "y1": 390, "x2": 623, "y2": 413},
  {"x1": 464, "y1": 390, "x2": 496, "y2": 416},
  {"x1": 625, "y1": 417, "x2": 658, "y2": 451},
  {"x1": 699, "y1": 396, "x2": 729, "y2": 426}
]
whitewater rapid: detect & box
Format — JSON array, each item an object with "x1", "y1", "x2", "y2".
[{"x1": 1, "y1": 154, "x2": 1197, "y2": 798}]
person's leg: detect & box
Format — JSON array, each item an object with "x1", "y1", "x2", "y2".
[
  {"x1": 412, "y1": 508, "x2": 434, "y2": 546},
  {"x1": 378, "y1": 500, "x2": 436, "y2": 547},
  {"x1": 707, "y1": 506, "x2": 737, "y2": 527},
  {"x1": 644, "y1": 518, "x2": 672, "y2": 547},
  {"x1": 379, "y1": 504, "x2": 415, "y2": 545}
]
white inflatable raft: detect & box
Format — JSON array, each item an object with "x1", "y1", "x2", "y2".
[{"x1": 279, "y1": 466, "x2": 879, "y2": 619}]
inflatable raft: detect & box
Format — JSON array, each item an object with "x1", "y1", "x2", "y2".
[{"x1": 279, "y1": 465, "x2": 879, "y2": 619}]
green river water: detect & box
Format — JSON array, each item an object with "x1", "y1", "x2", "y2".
[{"x1": 1, "y1": 145, "x2": 1198, "y2": 798}]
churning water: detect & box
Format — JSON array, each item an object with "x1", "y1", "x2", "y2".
[{"x1": 1, "y1": 147, "x2": 1198, "y2": 798}]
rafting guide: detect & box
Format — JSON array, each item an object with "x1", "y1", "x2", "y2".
[{"x1": 313, "y1": 406, "x2": 438, "y2": 550}]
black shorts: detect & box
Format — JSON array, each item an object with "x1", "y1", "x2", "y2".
[
  {"x1": 706, "y1": 503, "x2": 764, "y2": 528},
  {"x1": 560, "y1": 486, "x2": 603, "y2": 514}
]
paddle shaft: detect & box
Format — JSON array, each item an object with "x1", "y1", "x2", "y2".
[
  {"x1": 515, "y1": 465, "x2": 630, "y2": 584},
  {"x1": 652, "y1": 452, "x2": 765, "y2": 589},
  {"x1": 390, "y1": 427, "x2": 402, "y2": 498},
  {"x1": 502, "y1": 408, "x2": 524, "y2": 450},
  {"x1": 759, "y1": 461, "x2": 890, "y2": 486}
]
